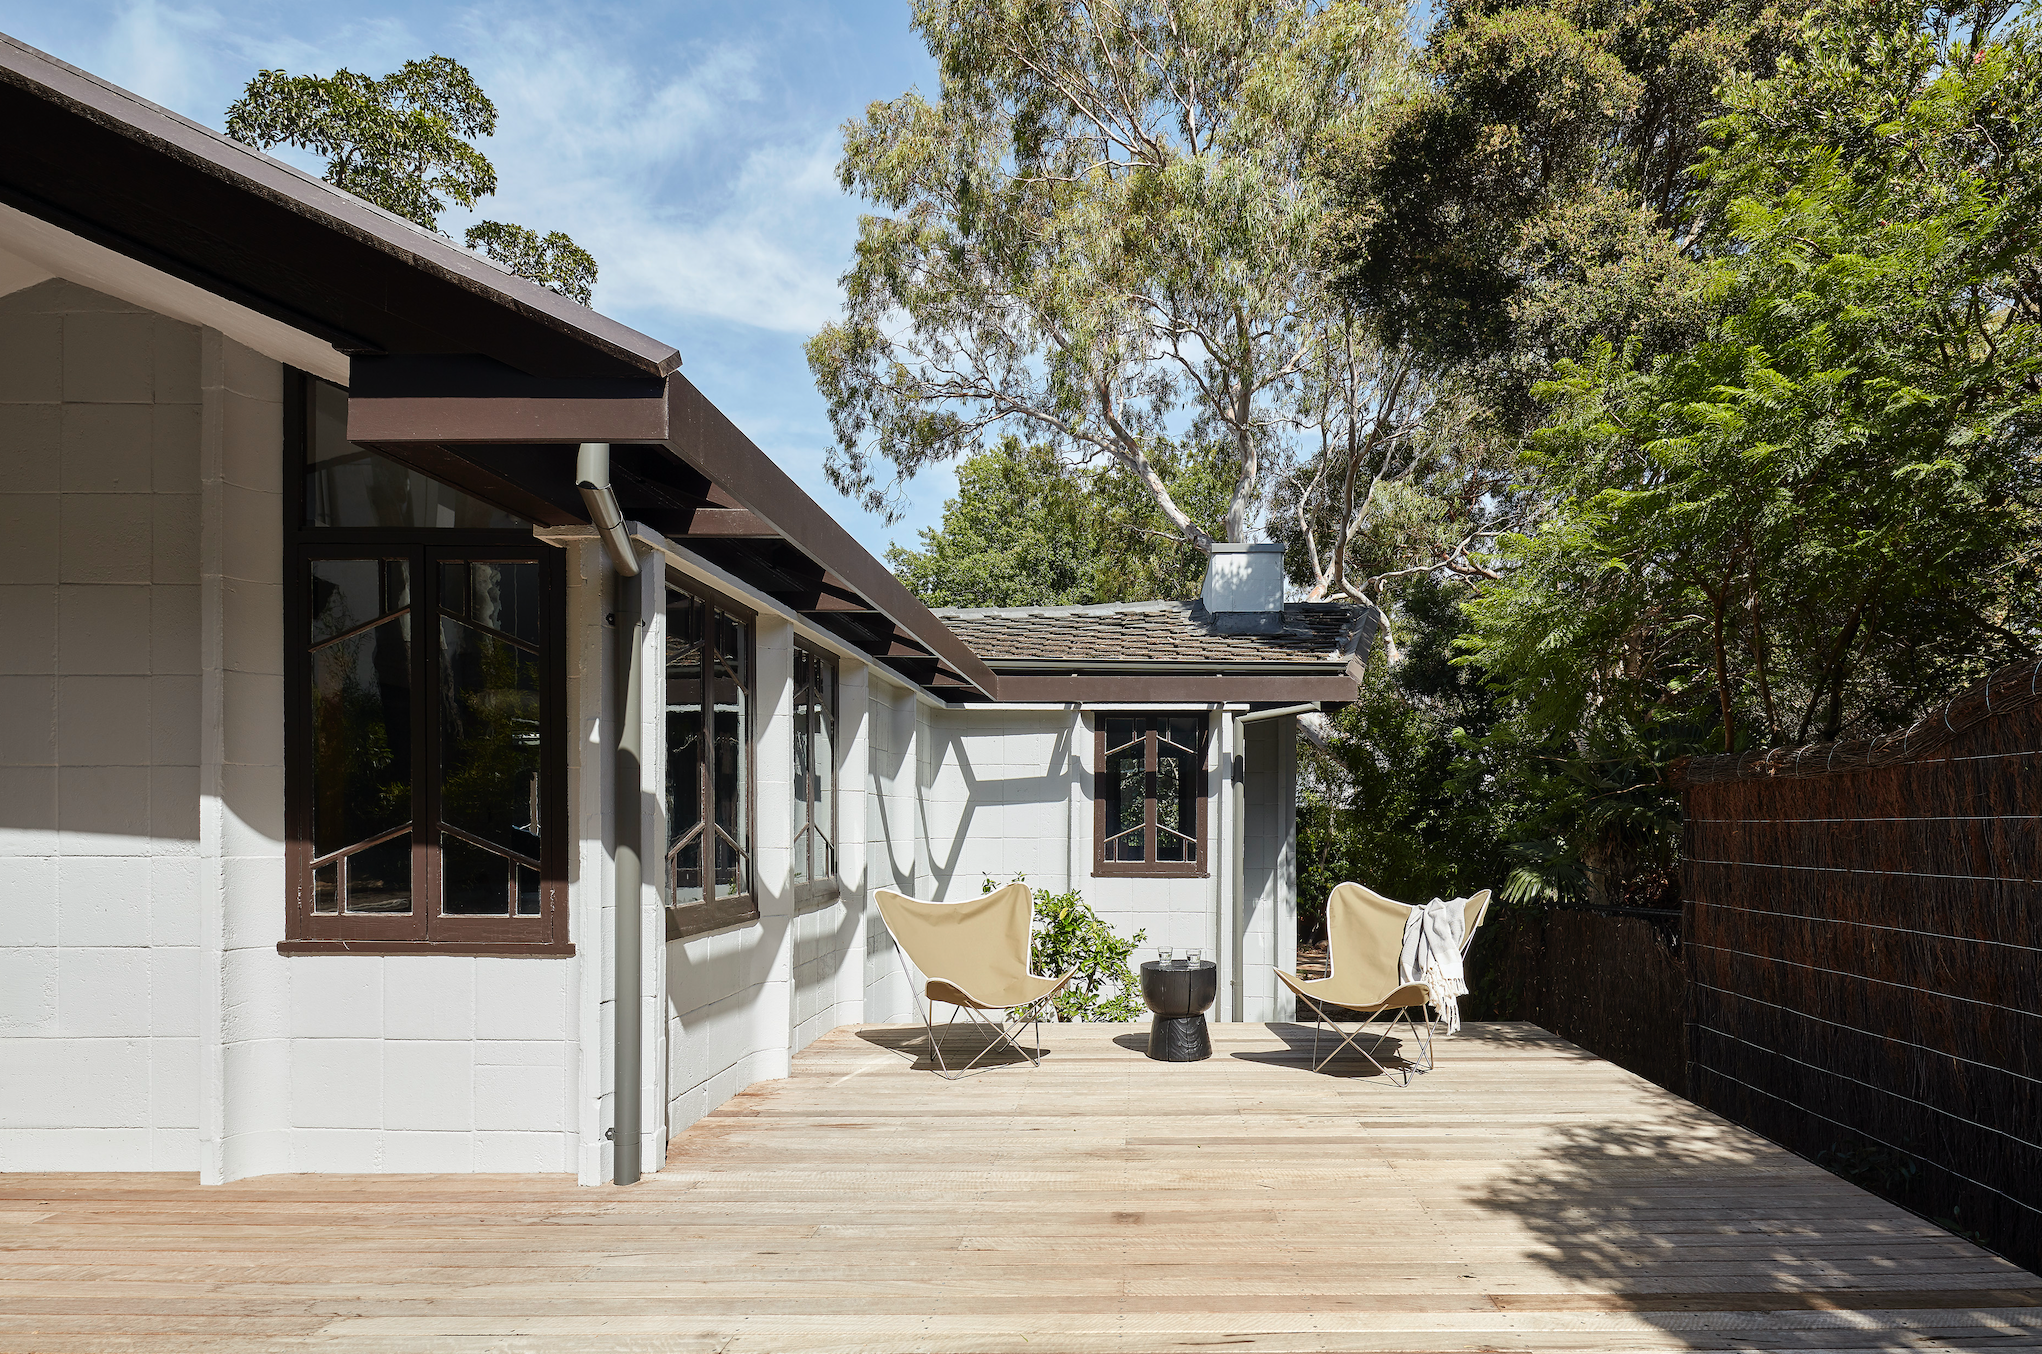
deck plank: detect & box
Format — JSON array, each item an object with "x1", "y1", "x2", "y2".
[{"x1": 1, "y1": 1022, "x2": 2035, "y2": 1352}]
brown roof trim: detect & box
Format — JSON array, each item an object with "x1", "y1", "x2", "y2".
[
  {"x1": 994, "y1": 674, "x2": 1358, "y2": 704},
  {"x1": 0, "y1": 33, "x2": 680, "y2": 380},
  {"x1": 1673, "y1": 658, "x2": 2042, "y2": 786},
  {"x1": 661, "y1": 377, "x2": 1000, "y2": 697}
]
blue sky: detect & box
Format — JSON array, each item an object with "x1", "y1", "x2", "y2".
[{"x1": 0, "y1": 0, "x2": 957, "y2": 554}]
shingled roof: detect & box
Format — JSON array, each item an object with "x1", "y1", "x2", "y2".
[{"x1": 935, "y1": 600, "x2": 1361, "y2": 673}]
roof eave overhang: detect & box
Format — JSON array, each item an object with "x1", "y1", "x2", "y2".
[
  {"x1": 981, "y1": 659, "x2": 1345, "y2": 675},
  {"x1": 343, "y1": 361, "x2": 1001, "y2": 700},
  {"x1": 0, "y1": 35, "x2": 680, "y2": 381},
  {"x1": 991, "y1": 672, "x2": 1358, "y2": 704}
]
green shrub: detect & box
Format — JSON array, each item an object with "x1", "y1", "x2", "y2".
[{"x1": 984, "y1": 876, "x2": 1146, "y2": 1022}]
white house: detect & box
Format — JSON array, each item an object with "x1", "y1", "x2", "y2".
[{"x1": 0, "y1": 36, "x2": 1361, "y2": 1186}]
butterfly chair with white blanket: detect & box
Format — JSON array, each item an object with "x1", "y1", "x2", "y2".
[
  {"x1": 873, "y1": 883, "x2": 1078, "y2": 1079},
  {"x1": 1274, "y1": 884, "x2": 1492, "y2": 1083}
]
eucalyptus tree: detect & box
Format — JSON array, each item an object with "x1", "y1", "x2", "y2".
[
  {"x1": 807, "y1": 0, "x2": 1413, "y2": 556},
  {"x1": 226, "y1": 57, "x2": 598, "y2": 303}
]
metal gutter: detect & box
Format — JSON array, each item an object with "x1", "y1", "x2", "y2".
[{"x1": 981, "y1": 659, "x2": 1347, "y2": 675}]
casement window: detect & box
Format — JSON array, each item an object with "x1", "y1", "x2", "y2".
[
  {"x1": 665, "y1": 581, "x2": 755, "y2": 937},
  {"x1": 1094, "y1": 714, "x2": 1209, "y2": 878},
  {"x1": 791, "y1": 644, "x2": 838, "y2": 900},
  {"x1": 282, "y1": 376, "x2": 570, "y2": 954}
]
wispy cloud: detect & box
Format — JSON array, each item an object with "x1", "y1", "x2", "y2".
[
  {"x1": 441, "y1": 7, "x2": 859, "y2": 333},
  {"x1": 0, "y1": 0, "x2": 952, "y2": 550},
  {"x1": 91, "y1": 0, "x2": 416, "y2": 120}
]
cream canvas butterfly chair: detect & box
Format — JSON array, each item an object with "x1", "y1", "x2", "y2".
[
  {"x1": 1275, "y1": 884, "x2": 1493, "y2": 1082},
  {"x1": 873, "y1": 882, "x2": 1079, "y2": 1079}
]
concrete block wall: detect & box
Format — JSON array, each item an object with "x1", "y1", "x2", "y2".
[
  {"x1": 789, "y1": 895, "x2": 850, "y2": 1051},
  {"x1": 566, "y1": 537, "x2": 612, "y2": 1185},
  {"x1": 0, "y1": 279, "x2": 204, "y2": 1170},
  {"x1": 923, "y1": 709, "x2": 1076, "y2": 897},
  {"x1": 925, "y1": 708, "x2": 1217, "y2": 975},
  {"x1": 861, "y1": 683, "x2": 916, "y2": 1024},
  {"x1": 270, "y1": 955, "x2": 575, "y2": 1173},
  {"x1": 199, "y1": 324, "x2": 288, "y2": 1181}
]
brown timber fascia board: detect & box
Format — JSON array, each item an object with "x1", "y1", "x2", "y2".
[
  {"x1": 993, "y1": 673, "x2": 1358, "y2": 704},
  {"x1": 0, "y1": 36, "x2": 679, "y2": 379},
  {"x1": 348, "y1": 394, "x2": 669, "y2": 444},
  {"x1": 661, "y1": 375, "x2": 999, "y2": 696}
]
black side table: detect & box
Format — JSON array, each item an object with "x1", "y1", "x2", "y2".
[{"x1": 1140, "y1": 960, "x2": 1218, "y2": 1062}]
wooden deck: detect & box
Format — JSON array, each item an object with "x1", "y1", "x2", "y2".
[{"x1": 4, "y1": 1021, "x2": 2039, "y2": 1352}]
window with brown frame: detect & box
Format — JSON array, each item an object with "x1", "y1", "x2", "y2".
[
  {"x1": 281, "y1": 375, "x2": 571, "y2": 955},
  {"x1": 1094, "y1": 714, "x2": 1209, "y2": 877},
  {"x1": 664, "y1": 580, "x2": 756, "y2": 937},
  {"x1": 791, "y1": 644, "x2": 837, "y2": 902}
]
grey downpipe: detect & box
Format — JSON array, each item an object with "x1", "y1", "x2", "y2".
[
  {"x1": 582, "y1": 441, "x2": 644, "y2": 1186},
  {"x1": 1233, "y1": 702, "x2": 1318, "y2": 726},
  {"x1": 576, "y1": 442, "x2": 639, "y2": 579}
]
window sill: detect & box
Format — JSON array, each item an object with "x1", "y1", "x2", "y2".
[
  {"x1": 277, "y1": 940, "x2": 575, "y2": 957},
  {"x1": 792, "y1": 880, "x2": 842, "y2": 912},
  {"x1": 1091, "y1": 866, "x2": 1210, "y2": 880},
  {"x1": 666, "y1": 894, "x2": 761, "y2": 941}
]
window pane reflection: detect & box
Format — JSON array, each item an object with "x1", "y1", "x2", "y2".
[
  {"x1": 665, "y1": 592, "x2": 705, "y2": 903},
  {"x1": 307, "y1": 380, "x2": 529, "y2": 530},
  {"x1": 792, "y1": 646, "x2": 837, "y2": 886},
  {"x1": 665, "y1": 587, "x2": 751, "y2": 905},
  {"x1": 1098, "y1": 715, "x2": 1205, "y2": 869},
  {"x1": 813, "y1": 655, "x2": 835, "y2": 880},
  {"x1": 792, "y1": 649, "x2": 812, "y2": 885},
  {"x1": 309, "y1": 558, "x2": 413, "y2": 913},
  {"x1": 341, "y1": 832, "x2": 412, "y2": 914},
  {"x1": 712, "y1": 610, "x2": 748, "y2": 899},
  {"x1": 437, "y1": 558, "x2": 541, "y2": 919},
  {"x1": 1103, "y1": 714, "x2": 1146, "y2": 862}
]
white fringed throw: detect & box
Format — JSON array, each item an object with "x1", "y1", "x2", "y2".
[{"x1": 1398, "y1": 897, "x2": 1469, "y2": 1035}]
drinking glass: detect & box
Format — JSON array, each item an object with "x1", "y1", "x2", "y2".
[
  {"x1": 1186, "y1": 948, "x2": 1203, "y2": 967},
  {"x1": 1155, "y1": 948, "x2": 1173, "y2": 966}
]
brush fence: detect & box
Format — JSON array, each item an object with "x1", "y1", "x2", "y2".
[{"x1": 1675, "y1": 660, "x2": 2042, "y2": 1269}]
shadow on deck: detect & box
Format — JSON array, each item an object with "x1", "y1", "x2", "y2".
[{"x1": 1, "y1": 1021, "x2": 2035, "y2": 1352}]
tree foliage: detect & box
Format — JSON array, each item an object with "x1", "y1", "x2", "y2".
[
  {"x1": 888, "y1": 437, "x2": 1230, "y2": 607},
  {"x1": 986, "y1": 877, "x2": 1147, "y2": 1021},
  {"x1": 808, "y1": 0, "x2": 1412, "y2": 547},
  {"x1": 1296, "y1": 577, "x2": 1514, "y2": 937},
  {"x1": 226, "y1": 57, "x2": 599, "y2": 304},
  {"x1": 460, "y1": 223, "x2": 600, "y2": 307},
  {"x1": 1317, "y1": 0, "x2": 1801, "y2": 401},
  {"x1": 1458, "y1": 0, "x2": 2042, "y2": 903}
]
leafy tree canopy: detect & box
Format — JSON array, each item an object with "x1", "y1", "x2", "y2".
[
  {"x1": 226, "y1": 57, "x2": 599, "y2": 304},
  {"x1": 1458, "y1": 0, "x2": 2042, "y2": 902},
  {"x1": 807, "y1": 0, "x2": 1412, "y2": 550},
  {"x1": 1317, "y1": 0, "x2": 1803, "y2": 405},
  {"x1": 889, "y1": 437, "x2": 1230, "y2": 607}
]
